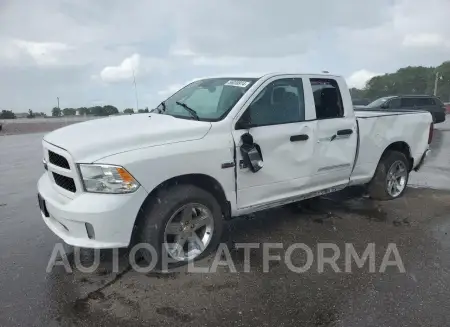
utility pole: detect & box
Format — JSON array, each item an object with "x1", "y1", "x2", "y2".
[
  {"x1": 434, "y1": 72, "x2": 439, "y2": 96},
  {"x1": 133, "y1": 70, "x2": 139, "y2": 111},
  {"x1": 57, "y1": 97, "x2": 60, "y2": 110}
]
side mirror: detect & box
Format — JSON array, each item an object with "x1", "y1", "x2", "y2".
[
  {"x1": 240, "y1": 133, "x2": 263, "y2": 173},
  {"x1": 380, "y1": 102, "x2": 389, "y2": 109}
]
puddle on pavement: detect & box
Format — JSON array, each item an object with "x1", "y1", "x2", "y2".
[
  {"x1": 293, "y1": 189, "x2": 388, "y2": 223},
  {"x1": 312, "y1": 308, "x2": 339, "y2": 327},
  {"x1": 429, "y1": 215, "x2": 450, "y2": 250},
  {"x1": 155, "y1": 306, "x2": 194, "y2": 323},
  {"x1": 146, "y1": 271, "x2": 180, "y2": 280},
  {"x1": 203, "y1": 280, "x2": 238, "y2": 292}
]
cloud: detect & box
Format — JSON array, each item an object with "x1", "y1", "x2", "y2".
[
  {"x1": 169, "y1": 46, "x2": 196, "y2": 57},
  {"x1": 170, "y1": 0, "x2": 393, "y2": 57},
  {"x1": 14, "y1": 39, "x2": 72, "y2": 66},
  {"x1": 334, "y1": 0, "x2": 450, "y2": 71},
  {"x1": 157, "y1": 84, "x2": 185, "y2": 97},
  {"x1": 100, "y1": 53, "x2": 140, "y2": 83},
  {"x1": 402, "y1": 33, "x2": 449, "y2": 48},
  {"x1": 0, "y1": 38, "x2": 72, "y2": 66},
  {"x1": 347, "y1": 70, "x2": 382, "y2": 89},
  {"x1": 192, "y1": 56, "x2": 247, "y2": 66},
  {"x1": 1, "y1": 0, "x2": 450, "y2": 111}
]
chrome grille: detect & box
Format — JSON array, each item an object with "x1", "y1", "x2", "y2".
[
  {"x1": 52, "y1": 172, "x2": 76, "y2": 192},
  {"x1": 48, "y1": 150, "x2": 70, "y2": 170}
]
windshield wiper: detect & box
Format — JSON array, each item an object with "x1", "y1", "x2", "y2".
[{"x1": 175, "y1": 101, "x2": 200, "y2": 120}]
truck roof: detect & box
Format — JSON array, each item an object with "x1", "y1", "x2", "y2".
[
  {"x1": 196, "y1": 72, "x2": 343, "y2": 80},
  {"x1": 260, "y1": 72, "x2": 343, "y2": 79}
]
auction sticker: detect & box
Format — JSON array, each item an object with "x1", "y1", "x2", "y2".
[{"x1": 225, "y1": 80, "x2": 250, "y2": 87}]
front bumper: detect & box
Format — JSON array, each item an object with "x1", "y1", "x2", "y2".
[
  {"x1": 414, "y1": 149, "x2": 430, "y2": 172},
  {"x1": 37, "y1": 173, "x2": 148, "y2": 249}
]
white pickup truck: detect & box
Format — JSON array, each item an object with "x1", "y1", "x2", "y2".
[{"x1": 37, "y1": 73, "x2": 433, "y2": 266}]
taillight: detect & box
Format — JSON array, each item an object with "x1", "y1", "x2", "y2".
[{"x1": 428, "y1": 123, "x2": 434, "y2": 144}]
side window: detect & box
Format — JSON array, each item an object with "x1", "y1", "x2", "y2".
[
  {"x1": 434, "y1": 97, "x2": 444, "y2": 106},
  {"x1": 401, "y1": 98, "x2": 415, "y2": 107},
  {"x1": 244, "y1": 78, "x2": 305, "y2": 126},
  {"x1": 310, "y1": 78, "x2": 344, "y2": 119},
  {"x1": 388, "y1": 98, "x2": 401, "y2": 108},
  {"x1": 416, "y1": 97, "x2": 434, "y2": 106}
]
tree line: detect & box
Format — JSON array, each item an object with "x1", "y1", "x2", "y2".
[
  {"x1": 350, "y1": 60, "x2": 450, "y2": 104},
  {"x1": 51, "y1": 105, "x2": 149, "y2": 117},
  {"x1": 0, "y1": 106, "x2": 150, "y2": 119},
  {"x1": 0, "y1": 109, "x2": 46, "y2": 119}
]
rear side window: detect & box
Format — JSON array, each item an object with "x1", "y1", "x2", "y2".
[
  {"x1": 400, "y1": 98, "x2": 415, "y2": 107},
  {"x1": 310, "y1": 78, "x2": 344, "y2": 119},
  {"x1": 434, "y1": 97, "x2": 445, "y2": 106},
  {"x1": 415, "y1": 98, "x2": 435, "y2": 106}
]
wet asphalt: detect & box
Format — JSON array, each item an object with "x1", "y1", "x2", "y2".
[{"x1": 0, "y1": 120, "x2": 450, "y2": 326}]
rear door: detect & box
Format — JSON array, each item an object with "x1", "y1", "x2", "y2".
[
  {"x1": 233, "y1": 76, "x2": 317, "y2": 209},
  {"x1": 308, "y1": 78, "x2": 358, "y2": 189}
]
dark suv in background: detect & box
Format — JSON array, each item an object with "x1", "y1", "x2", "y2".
[{"x1": 362, "y1": 95, "x2": 447, "y2": 123}]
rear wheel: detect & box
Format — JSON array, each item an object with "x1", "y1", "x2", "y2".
[
  {"x1": 137, "y1": 184, "x2": 223, "y2": 269},
  {"x1": 367, "y1": 151, "x2": 409, "y2": 200}
]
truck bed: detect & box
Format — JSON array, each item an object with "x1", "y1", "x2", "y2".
[{"x1": 350, "y1": 109, "x2": 431, "y2": 186}]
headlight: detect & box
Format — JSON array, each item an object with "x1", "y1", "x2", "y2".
[{"x1": 78, "y1": 164, "x2": 140, "y2": 194}]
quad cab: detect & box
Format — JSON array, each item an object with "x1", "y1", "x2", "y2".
[{"x1": 38, "y1": 73, "x2": 432, "y2": 266}]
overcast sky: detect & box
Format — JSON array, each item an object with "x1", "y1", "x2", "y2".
[{"x1": 1, "y1": 0, "x2": 449, "y2": 112}]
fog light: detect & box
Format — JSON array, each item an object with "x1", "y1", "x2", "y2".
[{"x1": 85, "y1": 223, "x2": 95, "y2": 239}]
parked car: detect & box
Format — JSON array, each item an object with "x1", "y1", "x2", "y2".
[
  {"x1": 362, "y1": 95, "x2": 446, "y2": 123},
  {"x1": 444, "y1": 102, "x2": 450, "y2": 114},
  {"x1": 37, "y1": 73, "x2": 432, "y2": 267},
  {"x1": 352, "y1": 98, "x2": 371, "y2": 106}
]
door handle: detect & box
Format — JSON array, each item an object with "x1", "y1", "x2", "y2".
[
  {"x1": 336, "y1": 129, "x2": 353, "y2": 136},
  {"x1": 290, "y1": 134, "x2": 309, "y2": 142}
]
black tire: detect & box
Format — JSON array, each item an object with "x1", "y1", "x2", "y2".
[
  {"x1": 137, "y1": 184, "x2": 223, "y2": 269},
  {"x1": 367, "y1": 150, "x2": 409, "y2": 200}
]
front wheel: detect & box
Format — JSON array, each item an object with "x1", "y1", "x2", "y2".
[
  {"x1": 367, "y1": 150, "x2": 409, "y2": 200},
  {"x1": 137, "y1": 184, "x2": 223, "y2": 269}
]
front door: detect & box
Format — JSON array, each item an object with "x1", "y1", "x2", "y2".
[{"x1": 232, "y1": 77, "x2": 317, "y2": 210}]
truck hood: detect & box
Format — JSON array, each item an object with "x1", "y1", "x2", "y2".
[{"x1": 43, "y1": 114, "x2": 212, "y2": 162}]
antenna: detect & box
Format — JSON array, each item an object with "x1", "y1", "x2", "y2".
[{"x1": 133, "y1": 69, "x2": 139, "y2": 111}]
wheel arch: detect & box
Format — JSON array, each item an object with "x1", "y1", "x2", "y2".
[
  {"x1": 131, "y1": 173, "x2": 231, "y2": 243},
  {"x1": 379, "y1": 141, "x2": 413, "y2": 171}
]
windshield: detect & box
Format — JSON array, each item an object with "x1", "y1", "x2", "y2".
[
  {"x1": 366, "y1": 97, "x2": 391, "y2": 108},
  {"x1": 156, "y1": 78, "x2": 257, "y2": 121}
]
